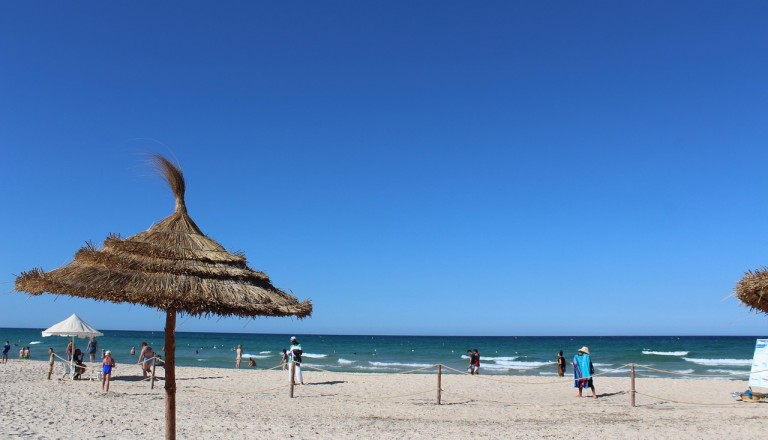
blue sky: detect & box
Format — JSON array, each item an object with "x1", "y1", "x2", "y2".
[{"x1": 1, "y1": 1, "x2": 767, "y2": 336}]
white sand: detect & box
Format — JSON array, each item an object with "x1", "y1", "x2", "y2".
[{"x1": 0, "y1": 359, "x2": 763, "y2": 439}]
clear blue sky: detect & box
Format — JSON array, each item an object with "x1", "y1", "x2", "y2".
[{"x1": 1, "y1": 1, "x2": 767, "y2": 336}]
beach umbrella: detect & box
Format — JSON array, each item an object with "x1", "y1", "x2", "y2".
[
  {"x1": 15, "y1": 155, "x2": 312, "y2": 440},
  {"x1": 42, "y1": 313, "x2": 103, "y2": 361},
  {"x1": 735, "y1": 268, "x2": 768, "y2": 314}
]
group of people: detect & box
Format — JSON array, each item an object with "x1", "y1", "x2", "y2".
[
  {"x1": 2, "y1": 341, "x2": 32, "y2": 361},
  {"x1": 233, "y1": 345, "x2": 258, "y2": 369},
  {"x1": 467, "y1": 349, "x2": 481, "y2": 374}
]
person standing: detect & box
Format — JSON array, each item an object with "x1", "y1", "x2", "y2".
[
  {"x1": 557, "y1": 350, "x2": 566, "y2": 377},
  {"x1": 288, "y1": 337, "x2": 304, "y2": 385},
  {"x1": 467, "y1": 350, "x2": 476, "y2": 374},
  {"x1": 66, "y1": 340, "x2": 73, "y2": 361},
  {"x1": 473, "y1": 349, "x2": 481, "y2": 375},
  {"x1": 102, "y1": 350, "x2": 116, "y2": 392},
  {"x1": 573, "y1": 346, "x2": 596, "y2": 398},
  {"x1": 2, "y1": 341, "x2": 10, "y2": 363},
  {"x1": 137, "y1": 342, "x2": 154, "y2": 379},
  {"x1": 235, "y1": 344, "x2": 243, "y2": 369},
  {"x1": 86, "y1": 336, "x2": 98, "y2": 363},
  {"x1": 280, "y1": 349, "x2": 289, "y2": 371}
]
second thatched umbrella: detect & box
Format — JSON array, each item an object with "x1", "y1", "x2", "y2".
[
  {"x1": 735, "y1": 268, "x2": 768, "y2": 314},
  {"x1": 16, "y1": 155, "x2": 312, "y2": 440}
]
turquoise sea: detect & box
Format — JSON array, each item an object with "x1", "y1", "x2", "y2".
[{"x1": 1, "y1": 328, "x2": 762, "y2": 379}]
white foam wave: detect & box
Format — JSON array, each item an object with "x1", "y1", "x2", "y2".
[
  {"x1": 354, "y1": 365, "x2": 390, "y2": 371},
  {"x1": 487, "y1": 360, "x2": 554, "y2": 371},
  {"x1": 242, "y1": 353, "x2": 270, "y2": 359},
  {"x1": 29, "y1": 341, "x2": 42, "y2": 345},
  {"x1": 259, "y1": 351, "x2": 271, "y2": 354},
  {"x1": 642, "y1": 350, "x2": 689, "y2": 356},
  {"x1": 302, "y1": 353, "x2": 327, "y2": 359},
  {"x1": 368, "y1": 361, "x2": 433, "y2": 368},
  {"x1": 708, "y1": 369, "x2": 747, "y2": 375},
  {"x1": 481, "y1": 356, "x2": 519, "y2": 362},
  {"x1": 683, "y1": 358, "x2": 751, "y2": 366},
  {"x1": 337, "y1": 358, "x2": 355, "y2": 364}
]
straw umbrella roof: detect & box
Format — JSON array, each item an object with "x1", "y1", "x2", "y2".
[
  {"x1": 16, "y1": 155, "x2": 312, "y2": 319},
  {"x1": 15, "y1": 154, "x2": 311, "y2": 440},
  {"x1": 735, "y1": 268, "x2": 768, "y2": 314}
]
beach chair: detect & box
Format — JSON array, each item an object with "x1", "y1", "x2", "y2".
[
  {"x1": 89, "y1": 364, "x2": 102, "y2": 381},
  {"x1": 60, "y1": 360, "x2": 73, "y2": 380}
]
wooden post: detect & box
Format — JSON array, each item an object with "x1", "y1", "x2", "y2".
[
  {"x1": 47, "y1": 352, "x2": 55, "y2": 380},
  {"x1": 164, "y1": 309, "x2": 177, "y2": 440},
  {"x1": 290, "y1": 361, "x2": 295, "y2": 398},
  {"x1": 437, "y1": 364, "x2": 442, "y2": 405},
  {"x1": 630, "y1": 364, "x2": 636, "y2": 408},
  {"x1": 151, "y1": 357, "x2": 157, "y2": 390}
]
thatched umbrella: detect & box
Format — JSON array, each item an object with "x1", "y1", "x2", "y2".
[
  {"x1": 16, "y1": 155, "x2": 312, "y2": 440},
  {"x1": 736, "y1": 268, "x2": 768, "y2": 314}
]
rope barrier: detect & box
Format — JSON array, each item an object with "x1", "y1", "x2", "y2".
[
  {"x1": 41, "y1": 356, "x2": 761, "y2": 409},
  {"x1": 633, "y1": 364, "x2": 766, "y2": 378},
  {"x1": 634, "y1": 391, "x2": 741, "y2": 406}
]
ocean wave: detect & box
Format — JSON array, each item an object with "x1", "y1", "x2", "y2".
[
  {"x1": 683, "y1": 358, "x2": 751, "y2": 366},
  {"x1": 242, "y1": 353, "x2": 271, "y2": 359},
  {"x1": 259, "y1": 351, "x2": 271, "y2": 354},
  {"x1": 29, "y1": 341, "x2": 42, "y2": 345},
  {"x1": 337, "y1": 358, "x2": 355, "y2": 364},
  {"x1": 485, "y1": 360, "x2": 554, "y2": 371},
  {"x1": 368, "y1": 361, "x2": 433, "y2": 368},
  {"x1": 642, "y1": 350, "x2": 689, "y2": 356},
  {"x1": 302, "y1": 353, "x2": 327, "y2": 359},
  {"x1": 482, "y1": 356, "x2": 519, "y2": 362},
  {"x1": 708, "y1": 369, "x2": 747, "y2": 375},
  {"x1": 673, "y1": 369, "x2": 694, "y2": 375},
  {"x1": 354, "y1": 365, "x2": 391, "y2": 371}
]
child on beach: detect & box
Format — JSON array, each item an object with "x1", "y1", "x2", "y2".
[
  {"x1": 102, "y1": 350, "x2": 115, "y2": 392},
  {"x1": 235, "y1": 344, "x2": 243, "y2": 369}
]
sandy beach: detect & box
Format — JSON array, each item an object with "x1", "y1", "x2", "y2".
[{"x1": 0, "y1": 359, "x2": 762, "y2": 439}]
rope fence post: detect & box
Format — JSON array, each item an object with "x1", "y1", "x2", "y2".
[
  {"x1": 437, "y1": 364, "x2": 442, "y2": 405},
  {"x1": 630, "y1": 364, "x2": 636, "y2": 408},
  {"x1": 289, "y1": 361, "x2": 295, "y2": 398},
  {"x1": 47, "y1": 352, "x2": 55, "y2": 380},
  {"x1": 151, "y1": 357, "x2": 157, "y2": 390}
]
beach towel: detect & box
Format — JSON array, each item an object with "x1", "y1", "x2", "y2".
[{"x1": 573, "y1": 353, "x2": 592, "y2": 388}]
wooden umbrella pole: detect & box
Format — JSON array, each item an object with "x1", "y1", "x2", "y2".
[
  {"x1": 437, "y1": 364, "x2": 442, "y2": 405},
  {"x1": 164, "y1": 309, "x2": 177, "y2": 440}
]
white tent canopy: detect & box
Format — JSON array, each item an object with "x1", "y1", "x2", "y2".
[{"x1": 42, "y1": 313, "x2": 103, "y2": 338}]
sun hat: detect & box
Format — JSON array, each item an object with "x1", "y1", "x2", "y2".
[
  {"x1": 105, "y1": 350, "x2": 111, "y2": 355},
  {"x1": 578, "y1": 346, "x2": 590, "y2": 354},
  {"x1": 290, "y1": 336, "x2": 297, "y2": 341}
]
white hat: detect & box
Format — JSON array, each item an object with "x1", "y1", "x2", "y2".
[
  {"x1": 578, "y1": 346, "x2": 590, "y2": 354},
  {"x1": 290, "y1": 336, "x2": 297, "y2": 341}
]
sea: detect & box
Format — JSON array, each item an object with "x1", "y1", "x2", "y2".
[{"x1": 1, "y1": 328, "x2": 762, "y2": 380}]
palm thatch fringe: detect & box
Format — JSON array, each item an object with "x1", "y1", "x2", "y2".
[{"x1": 735, "y1": 268, "x2": 768, "y2": 314}]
